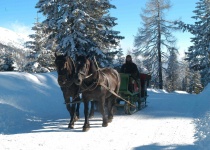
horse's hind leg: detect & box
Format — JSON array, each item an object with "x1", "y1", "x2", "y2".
[
  {"x1": 107, "y1": 96, "x2": 116, "y2": 123},
  {"x1": 99, "y1": 98, "x2": 108, "y2": 127}
]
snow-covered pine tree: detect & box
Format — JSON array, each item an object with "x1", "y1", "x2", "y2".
[
  {"x1": 165, "y1": 48, "x2": 179, "y2": 92},
  {"x1": 176, "y1": 0, "x2": 210, "y2": 87},
  {"x1": 180, "y1": 56, "x2": 203, "y2": 94},
  {"x1": 134, "y1": 0, "x2": 179, "y2": 89},
  {"x1": 24, "y1": 14, "x2": 55, "y2": 73},
  {"x1": 116, "y1": 48, "x2": 124, "y2": 65},
  {"x1": 179, "y1": 55, "x2": 190, "y2": 92},
  {"x1": 0, "y1": 53, "x2": 15, "y2": 71},
  {"x1": 0, "y1": 45, "x2": 26, "y2": 72},
  {"x1": 188, "y1": 70, "x2": 203, "y2": 94},
  {"x1": 36, "y1": 0, "x2": 124, "y2": 66},
  {"x1": 113, "y1": 48, "x2": 124, "y2": 71}
]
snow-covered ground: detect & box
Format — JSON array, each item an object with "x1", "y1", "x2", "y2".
[{"x1": 0, "y1": 71, "x2": 210, "y2": 150}]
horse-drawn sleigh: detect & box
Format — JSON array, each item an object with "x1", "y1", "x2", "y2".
[
  {"x1": 116, "y1": 73, "x2": 151, "y2": 115},
  {"x1": 54, "y1": 53, "x2": 151, "y2": 131}
]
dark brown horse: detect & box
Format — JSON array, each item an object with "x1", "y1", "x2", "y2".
[
  {"x1": 74, "y1": 55, "x2": 121, "y2": 131},
  {"x1": 54, "y1": 53, "x2": 81, "y2": 129}
]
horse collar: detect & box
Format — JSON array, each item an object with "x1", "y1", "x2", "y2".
[{"x1": 80, "y1": 69, "x2": 100, "y2": 92}]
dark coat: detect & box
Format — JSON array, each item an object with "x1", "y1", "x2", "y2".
[{"x1": 120, "y1": 62, "x2": 140, "y2": 78}]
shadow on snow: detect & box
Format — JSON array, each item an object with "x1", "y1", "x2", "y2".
[{"x1": 133, "y1": 143, "x2": 199, "y2": 150}]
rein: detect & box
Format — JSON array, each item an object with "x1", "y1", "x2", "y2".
[{"x1": 99, "y1": 82, "x2": 136, "y2": 108}]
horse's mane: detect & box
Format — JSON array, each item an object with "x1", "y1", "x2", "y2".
[
  {"x1": 64, "y1": 56, "x2": 75, "y2": 75},
  {"x1": 88, "y1": 59, "x2": 97, "y2": 75}
]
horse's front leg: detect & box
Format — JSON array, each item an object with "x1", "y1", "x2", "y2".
[
  {"x1": 75, "y1": 103, "x2": 80, "y2": 121},
  {"x1": 83, "y1": 100, "x2": 90, "y2": 132},
  {"x1": 74, "y1": 97, "x2": 81, "y2": 121},
  {"x1": 69, "y1": 95, "x2": 82, "y2": 128},
  {"x1": 63, "y1": 95, "x2": 73, "y2": 129},
  {"x1": 99, "y1": 98, "x2": 108, "y2": 127},
  {"x1": 89, "y1": 101, "x2": 95, "y2": 118},
  {"x1": 69, "y1": 102, "x2": 76, "y2": 129}
]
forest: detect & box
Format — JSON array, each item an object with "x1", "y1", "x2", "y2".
[{"x1": 0, "y1": 0, "x2": 209, "y2": 94}]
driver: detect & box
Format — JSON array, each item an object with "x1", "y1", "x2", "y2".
[
  {"x1": 120, "y1": 55, "x2": 140, "y2": 78},
  {"x1": 120, "y1": 55, "x2": 140, "y2": 92}
]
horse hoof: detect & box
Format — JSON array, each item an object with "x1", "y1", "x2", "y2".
[
  {"x1": 102, "y1": 123, "x2": 108, "y2": 127},
  {"x1": 68, "y1": 124, "x2": 74, "y2": 129},
  {"x1": 83, "y1": 124, "x2": 90, "y2": 131},
  {"x1": 108, "y1": 116, "x2": 113, "y2": 123},
  {"x1": 108, "y1": 119, "x2": 112, "y2": 123},
  {"x1": 83, "y1": 127, "x2": 90, "y2": 132}
]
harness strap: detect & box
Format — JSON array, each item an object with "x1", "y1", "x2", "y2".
[
  {"x1": 80, "y1": 68, "x2": 101, "y2": 92},
  {"x1": 80, "y1": 81, "x2": 98, "y2": 92},
  {"x1": 99, "y1": 83, "x2": 136, "y2": 108}
]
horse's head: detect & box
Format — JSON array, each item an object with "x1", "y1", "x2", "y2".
[
  {"x1": 54, "y1": 53, "x2": 74, "y2": 86},
  {"x1": 74, "y1": 55, "x2": 93, "y2": 85}
]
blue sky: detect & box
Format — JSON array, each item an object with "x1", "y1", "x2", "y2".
[
  {"x1": 0, "y1": 0, "x2": 38, "y2": 34},
  {"x1": 0, "y1": 0, "x2": 198, "y2": 56},
  {"x1": 110, "y1": 0, "x2": 197, "y2": 56}
]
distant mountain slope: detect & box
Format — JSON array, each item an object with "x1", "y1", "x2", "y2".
[{"x1": 0, "y1": 27, "x2": 30, "y2": 50}]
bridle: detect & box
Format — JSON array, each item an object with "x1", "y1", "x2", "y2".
[
  {"x1": 76, "y1": 58, "x2": 102, "y2": 92},
  {"x1": 77, "y1": 59, "x2": 91, "y2": 78}
]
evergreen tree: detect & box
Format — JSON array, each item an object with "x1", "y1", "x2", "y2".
[
  {"x1": 134, "y1": 0, "x2": 179, "y2": 89},
  {"x1": 180, "y1": 58, "x2": 203, "y2": 94},
  {"x1": 116, "y1": 48, "x2": 124, "y2": 64},
  {"x1": 176, "y1": 0, "x2": 210, "y2": 87},
  {"x1": 0, "y1": 53, "x2": 15, "y2": 71},
  {"x1": 180, "y1": 56, "x2": 190, "y2": 91},
  {"x1": 165, "y1": 48, "x2": 179, "y2": 92},
  {"x1": 0, "y1": 46, "x2": 23, "y2": 71},
  {"x1": 188, "y1": 70, "x2": 203, "y2": 94},
  {"x1": 24, "y1": 14, "x2": 55, "y2": 73},
  {"x1": 36, "y1": 0, "x2": 124, "y2": 66},
  {"x1": 114, "y1": 47, "x2": 124, "y2": 70}
]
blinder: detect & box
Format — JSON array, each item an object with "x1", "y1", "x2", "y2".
[{"x1": 77, "y1": 59, "x2": 90, "y2": 77}]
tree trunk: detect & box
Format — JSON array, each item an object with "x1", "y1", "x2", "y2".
[{"x1": 157, "y1": 2, "x2": 163, "y2": 89}]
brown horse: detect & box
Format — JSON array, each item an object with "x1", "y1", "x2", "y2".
[
  {"x1": 54, "y1": 53, "x2": 81, "y2": 129},
  {"x1": 74, "y1": 55, "x2": 121, "y2": 131}
]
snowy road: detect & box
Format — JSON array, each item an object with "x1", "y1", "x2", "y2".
[
  {"x1": 0, "y1": 72, "x2": 209, "y2": 150},
  {"x1": 0, "y1": 92, "x2": 197, "y2": 150}
]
